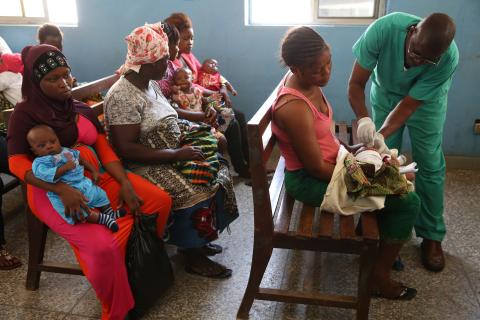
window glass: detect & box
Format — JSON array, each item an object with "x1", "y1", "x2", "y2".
[
  {"x1": 318, "y1": 0, "x2": 375, "y2": 18},
  {"x1": 250, "y1": 0, "x2": 311, "y2": 25},
  {"x1": 0, "y1": 0, "x2": 23, "y2": 16}
]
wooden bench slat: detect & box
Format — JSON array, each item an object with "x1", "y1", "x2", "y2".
[
  {"x1": 257, "y1": 288, "x2": 357, "y2": 309},
  {"x1": 297, "y1": 205, "x2": 315, "y2": 237},
  {"x1": 351, "y1": 119, "x2": 359, "y2": 145},
  {"x1": 317, "y1": 210, "x2": 334, "y2": 238},
  {"x1": 339, "y1": 215, "x2": 356, "y2": 240},
  {"x1": 337, "y1": 122, "x2": 349, "y2": 145},
  {"x1": 360, "y1": 211, "x2": 380, "y2": 241},
  {"x1": 71, "y1": 74, "x2": 119, "y2": 100},
  {"x1": 275, "y1": 192, "x2": 295, "y2": 234},
  {"x1": 269, "y1": 157, "x2": 286, "y2": 207},
  {"x1": 262, "y1": 125, "x2": 276, "y2": 163},
  {"x1": 39, "y1": 262, "x2": 83, "y2": 275},
  {"x1": 2, "y1": 178, "x2": 20, "y2": 194}
]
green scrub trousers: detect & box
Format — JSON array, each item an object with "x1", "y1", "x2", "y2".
[{"x1": 371, "y1": 84, "x2": 447, "y2": 241}]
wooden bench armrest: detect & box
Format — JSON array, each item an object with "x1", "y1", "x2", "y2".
[{"x1": 72, "y1": 74, "x2": 119, "y2": 101}]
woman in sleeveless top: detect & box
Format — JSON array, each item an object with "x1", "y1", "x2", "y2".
[{"x1": 272, "y1": 27, "x2": 420, "y2": 300}]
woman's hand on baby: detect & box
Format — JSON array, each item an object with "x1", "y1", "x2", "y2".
[
  {"x1": 222, "y1": 92, "x2": 232, "y2": 108},
  {"x1": 57, "y1": 183, "x2": 89, "y2": 223},
  {"x1": 171, "y1": 85, "x2": 180, "y2": 94},
  {"x1": 118, "y1": 180, "x2": 143, "y2": 216},
  {"x1": 175, "y1": 146, "x2": 205, "y2": 161},
  {"x1": 91, "y1": 169, "x2": 100, "y2": 184},
  {"x1": 204, "y1": 106, "x2": 217, "y2": 124}
]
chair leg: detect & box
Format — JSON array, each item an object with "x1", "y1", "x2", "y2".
[
  {"x1": 356, "y1": 242, "x2": 378, "y2": 320},
  {"x1": 237, "y1": 239, "x2": 273, "y2": 319},
  {"x1": 25, "y1": 207, "x2": 48, "y2": 290}
]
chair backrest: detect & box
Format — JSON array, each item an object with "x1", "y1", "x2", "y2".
[
  {"x1": 72, "y1": 74, "x2": 119, "y2": 117},
  {"x1": 247, "y1": 81, "x2": 283, "y2": 236},
  {"x1": 247, "y1": 78, "x2": 359, "y2": 239}
]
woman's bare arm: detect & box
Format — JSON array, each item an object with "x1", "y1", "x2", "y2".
[{"x1": 274, "y1": 99, "x2": 335, "y2": 180}]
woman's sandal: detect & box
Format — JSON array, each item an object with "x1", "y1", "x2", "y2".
[
  {"x1": 201, "y1": 243, "x2": 223, "y2": 256},
  {"x1": 178, "y1": 243, "x2": 223, "y2": 257},
  {"x1": 0, "y1": 246, "x2": 22, "y2": 270},
  {"x1": 373, "y1": 284, "x2": 417, "y2": 300},
  {"x1": 185, "y1": 264, "x2": 232, "y2": 279},
  {"x1": 184, "y1": 252, "x2": 232, "y2": 279}
]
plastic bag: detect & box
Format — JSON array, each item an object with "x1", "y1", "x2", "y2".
[{"x1": 126, "y1": 214, "x2": 174, "y2": 319}]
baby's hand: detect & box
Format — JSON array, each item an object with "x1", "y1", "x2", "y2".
[
  {"x1": 63, "y1": 160, "x2": 76, "y2": 171},
  {"x1": 229, "y1": 87, "x2": 238, "y2": 96},
  {"x1": 171, "y1": 85, "x2": 180, "y2": 93},
  {"x1": 91, "y1": 169, "x2": 100, "y2": 184}
]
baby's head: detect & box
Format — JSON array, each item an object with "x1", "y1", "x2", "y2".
[
  {"x1": 354, "y1": 147, "x2": 383, "y2": 173},
  {"x1": 27, "y1": 125, "x2": 62, "y2": 157},
  {"x1": 201, "y1": 58, "x2": 218, "y2": 74},
  {"x1": 173, "y1": 67, "x2": 193, "y2": 91}
]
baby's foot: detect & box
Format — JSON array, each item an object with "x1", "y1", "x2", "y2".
[
  {"x1": 98, "y1": 213, "x2": 119, "y2": 232},
  {"x1": 102, "y1": 206, "x2": 127, "y2": 219}
]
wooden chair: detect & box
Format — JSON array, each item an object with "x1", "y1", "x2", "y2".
[
  {"x1": 237, "y1": 82, "x2": 380, "y2": 319},
  {"x1": 0, "y1": 74, "x2": 119, "y2": 290}
]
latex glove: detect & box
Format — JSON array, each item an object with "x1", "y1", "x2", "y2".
[
  {"x1": 397, "y1": 155, "x2": 407, "y2": 166},
  {"x1": 399, "y1": 162, "x2": 418, "y2": 174},
  {"x1": 357, "y1": 117, "x2": 376, "y2": 146},
  {"x1": 373, "y1": 132, "x2": 391, "y2": 155}
]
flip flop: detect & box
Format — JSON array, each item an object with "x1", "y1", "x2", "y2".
[
  {"x1": 373, "y1": 285, "x2": 417, "y2": 300},
  {"x1": 0, "y1": 247, "x2": 22, "y2": 270},
  {"x1": 178, "y1": 244, "x2": 223, "y2": 256},
  {"x1": 202, "y1": 243, "x2": 223, "y2": 256}
]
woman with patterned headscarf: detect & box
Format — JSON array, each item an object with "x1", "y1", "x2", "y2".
[
  {"x1": 7, "y1": 44, "x2": 172, "y2": 319},
  {"x1": 104, "y1": 23, "x2": 238, "y2": 279}
]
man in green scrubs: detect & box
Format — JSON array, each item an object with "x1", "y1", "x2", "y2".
[{"x1": 348, "y1": 12, "x2": 458, "y2": 272}]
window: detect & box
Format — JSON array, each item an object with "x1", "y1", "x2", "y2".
[
  {"x1": 0, "y1": 0, "x2": 78, "y2": 26},
  {"x1": 246, "y1": 0, "x2": 386, "y2": 26}
]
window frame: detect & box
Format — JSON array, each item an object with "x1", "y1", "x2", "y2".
[
  {"x1": 0, "y1": 0, "x2": 77, "y2": 26},
  {"x1": 246, "y1": 0, "x2": 387, "y2": 26}
]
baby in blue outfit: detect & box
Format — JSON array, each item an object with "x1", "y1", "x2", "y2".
[{"x1": 28, "y1": 125, "x2": 125, "y2": 232}]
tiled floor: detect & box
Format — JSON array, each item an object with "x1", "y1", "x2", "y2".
[{"x1": 0, "y1": 169, "x2": 479, "y2": 319}]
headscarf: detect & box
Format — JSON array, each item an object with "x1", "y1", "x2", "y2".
[
  {"x1": 7, "y1": 44, "x2": 102, "y2": 156},
  {"x1": 119, "y1": 23, "x2": 169, "y2": 75}
]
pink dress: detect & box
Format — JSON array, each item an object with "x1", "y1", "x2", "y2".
[{"x1": 271, "y1": 77, "x2": 340, "y2": 171}]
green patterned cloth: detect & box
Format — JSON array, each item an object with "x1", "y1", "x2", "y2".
[
  {"x1": 0, "y1": 92, "x2": 14, "y2": 135},
  {"x1": 344, "y1": 153, "x2": 412, "y2": 198},
  {"x1": 174, "y1": 123, "x2": 220, "y2": 186}
]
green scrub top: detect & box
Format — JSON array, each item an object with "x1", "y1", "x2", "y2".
[{"x1": 352, "y1": 12, "x2": 459, "y2": 106}]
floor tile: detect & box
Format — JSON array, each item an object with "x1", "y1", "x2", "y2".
[
  {"x1": 1, "y1": 168, "x2": 479, "y2": 319},
  {"x1": 0, "y1": 305, "x2": 66, "y2": 320}
]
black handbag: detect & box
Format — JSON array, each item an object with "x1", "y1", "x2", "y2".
[{"x1": 126, "y1": 214, "x2": 174, "y2": 319}]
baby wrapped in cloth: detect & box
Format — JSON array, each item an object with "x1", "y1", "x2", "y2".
[{"x1": 320, "y1": 146, "x2": 417, "y2": 215}]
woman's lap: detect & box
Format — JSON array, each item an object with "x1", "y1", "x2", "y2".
[
  {"x1": 284, "y1": 168, "x2": 420, "y2": 242},
  {"x1": 28, "y1": 184, "x2": 134, "y2": 319}
]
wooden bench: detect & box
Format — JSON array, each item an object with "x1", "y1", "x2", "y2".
[
  {"x1": 237, "y1": 82, "x2": 380, "y2": 319},
  {"x1": 0, "y1": 74, "x2": 119, "y2": 289}
]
